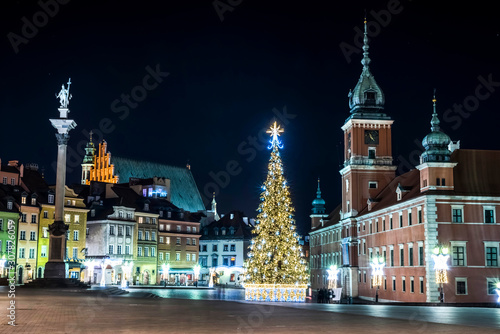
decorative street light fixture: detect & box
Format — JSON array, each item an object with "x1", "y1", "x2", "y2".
[
  {"x1": 162, "y1": 263, "x2": 170, "y2": 287},
  {"x1": 84, "y1": 259, "x2": 98, "y2": 285},
  {"x1": 121, "y1": 261, "x2": 134, "y2": 288},
  {"x1": 495, "y1": 282, "x2": 500, "y2": 303},
  {"x1": 326, "y1": 265, "x2": 339, "y2": 289},
  {"x1": 432, "y1": 245, "x2": 449, "y2": 303},
  {"x1": 208, "y1": 267, "x2": 215, "y2": 288},
  {"x1": 370, "y1": 256, "x2": 385, "y2": 303},
  {"x1": 193, "y1": 264, "x2": 201, "y2": 288}
]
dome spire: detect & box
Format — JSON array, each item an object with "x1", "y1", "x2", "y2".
[
  {"x1": 431, "y1": 90, "x2": 440, "y2": 132},
  {"x1": 361, "y1": 17, "x2": 371, "y2": 70},
  {"x1": 347, "y1": 17, "x2": 388, "y2": 119},
  {"x1": 312, "y1": 178, "x2": 326, "y2": 214},
  {"x1": 420, "y1": 90, "x2": 451, "y2": 163}
]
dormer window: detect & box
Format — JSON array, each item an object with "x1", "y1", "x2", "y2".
[
  {"x1": 91, "y1": 209, "x2": 95, "y2": 217},
  {"x1": 48, "y1": 193, "x2": 54, "y2": 204},
  {"x1": 214, "y1": 228, "x2": 219, "y2": 235},
  {"x1": 31, "y1": 197, "x2": 37, "y2": 206},
  {"x1": 144, "y1": 203, "x2": 149, "y2": 211},
  {"x1": 229, "y1": 227, "x2": 235, "y2": 235},
  {"x1": 221, "y1": 227, "x2": 226, "y2": 235},
  {"x1": 21, "y1": 194, "x2": 27, "y2": 205},
  {"x1": 7, "y1": 200, "x2": 13, "y2": 210},
  {"x1": 365, "y1": 91, "x2": 376, "y2": 101}
]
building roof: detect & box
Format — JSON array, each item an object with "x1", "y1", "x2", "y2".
[
  {"x1": 357, "y1": 149, "x2": 500, "y2": 216},
  {"x1": 452, "y1": 149, "x2": 500, "y2": 196},
  {"x1": 111, "y1": 156, "x2": 205, "y2": 213},
  {"x1": 310, "y1": 204, "x2": 341, "y2": 233},
  {"x1": 201, "y1": 211, "x2": 253, "y2": 240}
]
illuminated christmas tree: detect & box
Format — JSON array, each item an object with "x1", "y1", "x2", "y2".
[{"x1": 245, "y1": 122, "x2": 307, "y2": 302}]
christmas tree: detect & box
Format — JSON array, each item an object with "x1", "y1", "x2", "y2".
[{"x1": 246, "y1": 121, "x2": 307, "y2": 288}]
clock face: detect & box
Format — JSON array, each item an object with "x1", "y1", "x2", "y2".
[{"x1": 364, "y1": 130, "x2": 379, "y2": 144}]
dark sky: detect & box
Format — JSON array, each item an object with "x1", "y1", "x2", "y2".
[{"x1": 1, "y1": 0, "x2": 500, "y2": 235}]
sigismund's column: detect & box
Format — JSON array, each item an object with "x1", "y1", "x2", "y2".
[{"x1": 45, "y1": 78, "x2": 77, "y2": 279}]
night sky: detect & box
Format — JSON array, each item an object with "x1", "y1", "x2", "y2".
[{"x1": 1, "y1": 1, "x2": 499, "y2": 235}]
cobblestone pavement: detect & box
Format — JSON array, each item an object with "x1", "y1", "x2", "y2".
[{"x1": 1, "y1": 287, "x2": 499, "y2": 333}]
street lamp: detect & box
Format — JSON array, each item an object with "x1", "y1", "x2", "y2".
[
  {"x1": 162, "y1": 263, "x2": 170, "y2": 287},
  {"x1": 495, "y1": 282, "x2": 500, "y2": 303},
  {"x1": 121, "y1": 261, "x2": 134, "y2": 288},
  {"x1": 370, "y1": 256, "x2": 385, "y2": 303},
  {"x1": 327, "y1": 265, "x2": 339, "y2": 289},
  {"x1": 208, "y1": 267, "x2": 215, "y2": 288},
  {"x1": 84, "y1": 259, "x2": 98, "y2": 285},
  {"x1": 0, "y1": 255, "x2": 7, "y2": 278},
  {"x1": 432, "y1": 245, "x2": 449, "y2": 303},
  {"x1": 193, "y1": 264, "x2": 201, "y2": 288}
]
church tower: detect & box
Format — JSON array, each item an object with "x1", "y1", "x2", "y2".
[
  {"x1": 340, "y1": 20, "x2": 397, "y2": 218},
  {"x1": 81, "y1": 131, "x2": 96, "y2": 184}
]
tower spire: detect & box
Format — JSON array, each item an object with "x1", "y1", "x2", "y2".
[
  {"x1": 431, "y1": 89, "x2": 440, "y2": 132},
  {"x1": 211, "y1": 192, "x2": 220, "y2": 221},
  {"x1": 311, "y1": 178, "x2": 326, "y2": 214},
  {"x1": 361, "y1": 17, "x2": 371, "y2": 70}
]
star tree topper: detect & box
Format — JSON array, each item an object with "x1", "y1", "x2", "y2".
[{"x1": 266, "y1": 121, "x2": 284, "y2": 149}]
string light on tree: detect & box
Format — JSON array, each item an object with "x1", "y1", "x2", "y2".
[{"x1": 245, "y1": 121, "x2": 307, "y2": 302}]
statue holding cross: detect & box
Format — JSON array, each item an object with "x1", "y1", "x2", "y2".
[{"x1": 56, "y1": 78, "x2": 72, "y2": 108}]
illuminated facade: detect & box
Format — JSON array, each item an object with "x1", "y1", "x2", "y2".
[
  {"x1": 83, "y1": 140, "x2": 118, "y2": 185},
  {"x1": 310, "y1": 21, "x2": 500, "y2": 303},
  {"x1": 0, "y1": 190, "x2": 19, "y2": 279},
  {"x1": 199, "y1": 210, "x2": 253, "y2": 286},
  {"x1": 158, "y1": 214, "x2": 200, "y2": 286},
  {"x1": 37, "y1": 186, "x2": 89, "y2": 280}
]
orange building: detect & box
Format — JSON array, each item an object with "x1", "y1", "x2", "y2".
[
  {"x1": 310, "y1": 22, "x2": 500, "y2": 303},
  {"x1": 82, "y1": 140, "x2": 118, "y2": 185}
]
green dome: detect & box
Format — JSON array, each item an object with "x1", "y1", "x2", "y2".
[{"x1": 312, "y1": 197, "x2": 326, "y2": 206}]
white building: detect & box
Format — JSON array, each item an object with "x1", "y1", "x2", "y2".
[
  {"x1": 199, "y1": 211, "x2": 254, "y2": 286},
  {"x1": 86, "y1": 200, "x2": 136, "y2": 285}
]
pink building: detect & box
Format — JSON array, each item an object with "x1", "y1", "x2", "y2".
[{"x1": 309, "y1": 23, "x2": 500, "y2": 303}]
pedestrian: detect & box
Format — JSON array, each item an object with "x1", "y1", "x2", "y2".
[{"x1": 317, "y1": 289, "x2": 323, "y2": 303}]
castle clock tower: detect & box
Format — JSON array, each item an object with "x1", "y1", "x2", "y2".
[
  {"x1": 339, "y1": 20, "x2": 397, "y2": 299},
  {"x1": 340, "y1": 20, "x2": 397, "y2": 218}
]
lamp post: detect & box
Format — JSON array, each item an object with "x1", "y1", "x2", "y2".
[
  {"x1": 162, "y1": 263, "x2": 170, "y2": 287},
  {"x1": 432, "y1": 245, "x2": 449, "y2": 303},
  {"x1": 84, "y1": 259, "x2": 97, "y2": 285},
  {"x1": 327, "y1": 265, "x2": 339, "y2": 289},
  {"x1": 208, "y1": 267, "x2": 215, "y2": 288},
  {"x1": 495, "y1": 282, "x2": 500, "y2": 303},
  {"x1": 370, "y1": 256, "x2": 385, "y2": 303},
  {"x1": 121, "y1": 261, "x2": 133, "y2": 288},
  {"x1": 0, "y1": 256, "x2": 6, "y2": 278},
  {"x1": 193, "y1": 264, "x2": 201, "y2": 288}
]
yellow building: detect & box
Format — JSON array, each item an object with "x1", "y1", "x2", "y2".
[{"x1": 38, "y1": 186, "x2": 89, "y2": 279}]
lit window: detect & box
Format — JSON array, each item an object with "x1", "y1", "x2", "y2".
[{"x1": 65, "y1": 214, "x2": 71, "y2": 223}]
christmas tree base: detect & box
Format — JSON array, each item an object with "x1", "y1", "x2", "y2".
[{"x1": 245, "y1": 284, "x2": 307, "y2": 302}]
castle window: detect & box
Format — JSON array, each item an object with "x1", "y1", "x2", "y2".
[
  {"x1": 368, "y1": 181, "x2": 378, "y2": 189},
  {"x1": 441, "y1": 178, "x2": 446, "y2": 186},
  {"x1": 368, "y1": 148, "x2": 376, "y2": 159},
  {"x1": 436, "y1": 178, "x2": 440, "y2": 186}
]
